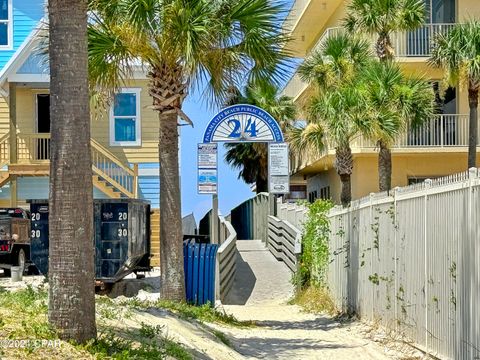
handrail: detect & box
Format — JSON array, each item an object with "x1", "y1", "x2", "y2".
[
  {"x1": 90, "y1": 139, "x2": 135, "y2": 176},
  {"x1": 0, "y1": 133, "x2": 9, "y2": 167},
  {"x1": 90, "y1": 139, "x2": 138, "y2": 198},
  {"x1": 11, "y1": 133, "x2": 138, "y2": 198},
  {"x1": 216, "y1": 215, "x2": 237, "y2": 302}
]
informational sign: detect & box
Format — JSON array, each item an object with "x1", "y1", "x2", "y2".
[
  {"x1": 203, "y1": 104, "x2": 284, "y2": 143},
  {"x1": 268, "y1": 143, "x2": 290, "y2": 194},
  {"x1": 198, "y1": 144, "x2": 218, "y2": 194}
]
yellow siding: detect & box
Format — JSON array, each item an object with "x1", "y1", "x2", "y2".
[
  {"x1": 0, "y1": 96, "x2": 8, "y2": 137},
  {"x1": 11, "y1": 80, "x2": 159, "y2": 165},
  {"x1": 351, "y1": 152, "x2": 478, "y2": 200},
  {"x1": 91, "y1": 79, "x2": 159, "y2": 164}
]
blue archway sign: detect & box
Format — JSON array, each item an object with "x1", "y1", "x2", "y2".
[
  {"x1": 203, "y1": 104, "x2": 284, "y2": 143},
  {"x1": 199, "y1": 104, "x2": 288, "y2": 246}
]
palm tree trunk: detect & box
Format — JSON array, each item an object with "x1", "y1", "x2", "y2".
[
  {"x1": 339, "y1": 174, "x2": 352, "y2": 206},
  {"x1": 378, "y1": 140, "x2": 392, "y2": 192},
  {"x1": 149, "y1": 65, "x2": 186, "y2": 301},
  {"x1": 376, "y1": 34, "x2": 395, "y2": 61},
  {"x1": 335, "y1": 146, "x2": 353, "y2": 206},
  {"x1": 468, "y1": 87, "x2": 478, "y2": 169},
  {"x1": 48, "y1": 0, "x2": 96, "y2": 342},
  {"x1": 158, "y1": 110, "x2": 185, "y2": 300}
]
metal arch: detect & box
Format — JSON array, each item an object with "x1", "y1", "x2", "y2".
[{"x1": 202, "y1": 104, "x2": 284, "y2": 143}]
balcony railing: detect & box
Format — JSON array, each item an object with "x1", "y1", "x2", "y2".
[
  {"x1": 282, "y1": 23, "x2": 457, "y2": 99},
  {"x1": 353, "y1": 115, "x2": 472, "y2": 149}
]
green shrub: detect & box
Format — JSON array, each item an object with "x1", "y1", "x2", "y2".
[{"x1": 293, "y1": 199, "x2": 333, "y2": 289}]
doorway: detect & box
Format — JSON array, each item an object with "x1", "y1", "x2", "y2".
[{"x1": 35, "y1": 94, "x2": 50, "y2": 160}]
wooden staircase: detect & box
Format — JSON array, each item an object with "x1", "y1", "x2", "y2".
[
  {"x1": 150, "y1": 209, "x2": 160, "y2": 267},
  {"x1": 0, "y1": 134, "x2": 139, "y2": 200}
]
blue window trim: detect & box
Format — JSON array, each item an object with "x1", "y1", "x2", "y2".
[
  {"x1": 0, "y1": 0, "x2": 13, "y2": 50},
  {"x1": 109, "y1": 87, "x2": 142, "y2": 146}
]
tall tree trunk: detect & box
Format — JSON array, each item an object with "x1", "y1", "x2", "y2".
[
  {"x1": 335, "y1": 146, "x2": 353, "y2": 207},
  {"x1": 378, "y1": 140, "x2": 392, "y2": 192},
  {"x1": 468, "y1": 87, "x2": 478, "y2": 169},
  {"x1": 149, "y1": 65, "x2": 186, "y2": 301},
  {"x1": 158, "y1": 111, "x2": 185, "y2": 300},
  {"x1": 48, "y1": 0, "x2": 96, "y2": 342}
]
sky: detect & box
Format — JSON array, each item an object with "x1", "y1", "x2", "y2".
[{"x1": 180, "y1": 1, "x2": 296, "y2": 222}]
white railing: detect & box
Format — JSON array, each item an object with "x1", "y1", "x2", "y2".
[
  {"x1": 392, "y1": 23, "x2": 456, "y2": 57},
  {"x1": 353, "y1": 114, "x2": 472, "y2": 149},
  {"x1": 282, "y1": 23, "x2": 457, "y2": 99},
  {"x1": 267, "y1": 215, "x2": 302, "y2": 272},
  {"x1": 215, "y1": 215, "x2": 237, "y2": 302}
]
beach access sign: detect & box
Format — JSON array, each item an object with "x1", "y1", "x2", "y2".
[
  {"x1": 198, "y1": 143, "x2": 218, "y2": 194},
  {"x1": 268, "y1": 143, "x2": 290, "y2": 194}
]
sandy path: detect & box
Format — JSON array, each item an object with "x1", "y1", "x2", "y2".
[{"x1": 213, "y1": 240, "x2": 391, "y2": 360}]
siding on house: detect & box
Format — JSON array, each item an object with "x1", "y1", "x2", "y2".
[
  {"x1": 14, "y1": 80, "x2": 160, "y2": 164},
  {"x1": 0, "y1": 0, "x2": 44, "y2": 70}
]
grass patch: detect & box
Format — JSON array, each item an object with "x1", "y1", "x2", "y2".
[
  {"x1": 290, "y1": 285, "x2": 338, "y2": 315},
  {"x1": 117, "y1": 297, "x2": 255, "y2": 327},
  {"x1": 0, "y1": 286, "x2": 194, "y2": 359}
]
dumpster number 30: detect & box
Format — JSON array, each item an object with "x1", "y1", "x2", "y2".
[{"x1": 117, "y1": 228, "x2": 128, "y2": 237}]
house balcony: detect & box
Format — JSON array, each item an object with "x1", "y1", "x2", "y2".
[
  {"x1": 292, "y1": 114, "x2": 476, "y2": 173},
  {"x1": 282, "y1": 23, "x2": 457, "y2": 100},
  {"x1": 0, "y1": 133, "x2": 138, "y2": 199}
]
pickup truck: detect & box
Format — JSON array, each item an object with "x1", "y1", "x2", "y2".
[{"x1": 0, "y1": 208, "x2": 32, "y2": 276}]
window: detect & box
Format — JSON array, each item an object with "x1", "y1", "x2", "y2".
[
  {"x1": 110, "y1": 88, "x2": 141, "y2": 146},
  {"x1": 0, "y1": 0, "x2": 12, "y2": 49}
]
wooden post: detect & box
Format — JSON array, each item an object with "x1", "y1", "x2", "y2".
[
  {"x1": 9, "y1": 83, "x2": 17, "y2": 207},
  {"x1": 211, "y1": 194, "x2": 219, "y2": 244},
  {"x1": 9, "y1": 83, "x2": 16, "y2": 164},
  {"x1": 133, "y1": 163, "x2": 139, "y2": 198}
]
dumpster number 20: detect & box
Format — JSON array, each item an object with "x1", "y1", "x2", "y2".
[
  {"x1": 118, "y1": 212, "x2": 127, "y2": 220},
  {"x1": 31, "y1": 213, "x2": 41, "y2": 221}
]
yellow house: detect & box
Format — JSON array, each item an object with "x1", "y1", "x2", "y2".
[
  {"x1": 0, "y1": 27, "x2": 162, "y2": 209},
  {"x1": 283, "y1": 0, "x2": 480, "y2": 203}
]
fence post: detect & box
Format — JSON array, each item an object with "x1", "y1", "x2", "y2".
[
  {"x1": 369, "y1": 192, "x2": 374, "y2": 318},
  {"x1": 424, "y1": 178, "x2": 432, "y2": 351},
  {"x1": 392, "y1": 186, "x2": 399, "y2": 332}
]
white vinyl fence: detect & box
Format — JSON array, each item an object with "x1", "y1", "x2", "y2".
[{"x1": 277, "y1": 169, "x2": 480, "y2": 359}]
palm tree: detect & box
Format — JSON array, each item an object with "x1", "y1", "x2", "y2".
[
  {"x1": 48, "y1": 0, "x2": 96, "y2": 342},
  {"x1": 224, "y1": 82, "x2": 296, "y2": 193},
  {"x1": 88, "y1": 0, "x2": 289, "y2": 300},
  {"x1": 430, "y1": 20, "x2": 480, "y2": 169},
  {"x1": 360, "y1": 61, "x2": 435, "y2": 191},
  {"x1": 290, "y1": 34, "x2": 371, "y2": 206},
  {"x1": 343, "y1": 0, "x2": 426, "y2": 61},
  {"x1": 344, "y1": 0, "x2": 427, "y2": 191}
]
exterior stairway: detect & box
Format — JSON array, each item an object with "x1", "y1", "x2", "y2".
[
  {"x1": 150, "y1": 209, "x2": 160, "y2": 267},
  {"x1": 0, "y1": 134, "x2": 139, "y2": 200}
]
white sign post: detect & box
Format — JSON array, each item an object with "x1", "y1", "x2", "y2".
[
  {"x1": 268, "y1": 143, "x2": 290, "y2": 194},
  {"x1": 197, "y1": 143, "x2": 219, "y2": 243}
]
